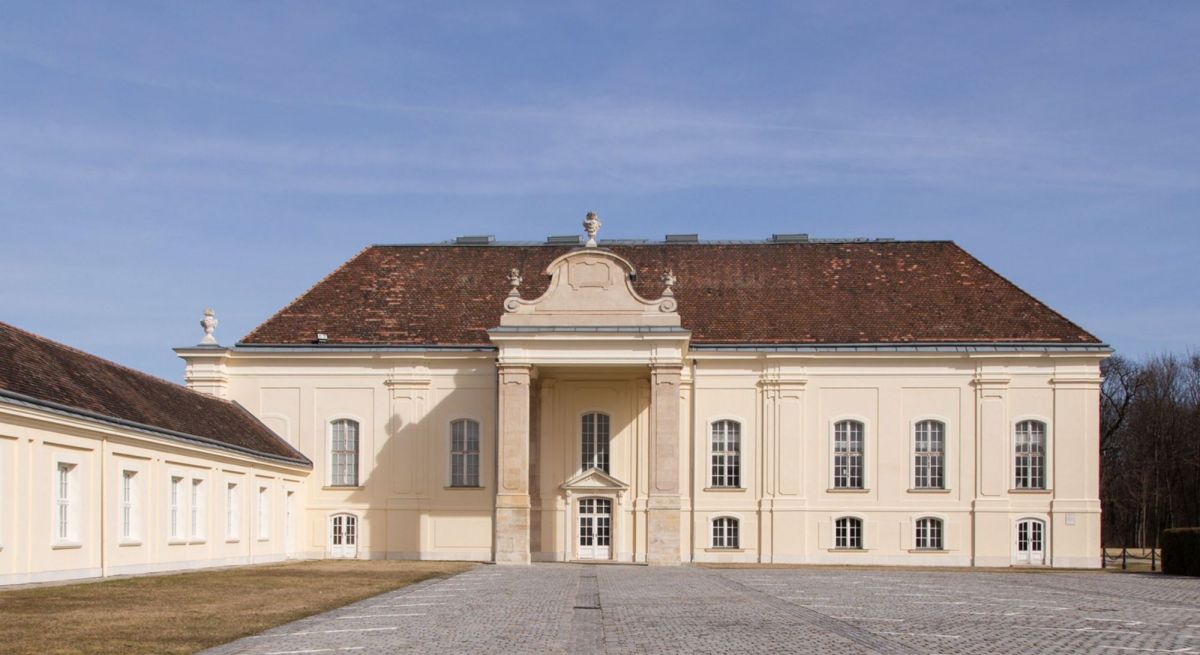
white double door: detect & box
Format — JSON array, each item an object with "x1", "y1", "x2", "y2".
[
  {"x1": 330, "y1": 514, "x2": 358, "y2": 559},
  {"x1": 578, "y1": 498, "x2": 612, "y2": 560},
  {"x1": 1014, "y1": 519, "x2": 1046, "y2": 565}
]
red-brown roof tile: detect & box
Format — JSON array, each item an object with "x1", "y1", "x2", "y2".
[
  {"x1": 0, "y1": 322, "x2": 309, "y2": 464},
  {"x1": 241, "y1": 242, "x2": 1100, "y2": 346}
]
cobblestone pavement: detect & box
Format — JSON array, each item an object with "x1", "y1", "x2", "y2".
[{"x1": 202, "y1": 565, "x2": 1200, "y2": 655}]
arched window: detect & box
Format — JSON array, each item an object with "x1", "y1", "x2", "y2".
[
  {"x1": 711, "y1": 420, "x2": 741, "y2": 488},
  {"x1": 329, "y1": 419, "x2": 360, "y2": 487},
  {"x1": 581, "y1": 412, "x2": 610, "y2": 473},
  {"x1": 712, "y1": 517, "x2": 740, "y2": 549},
  {"x1": 450, "y1": 419, "x2": 481, "y2": 487},
  {"x1": 835, "y1": 517, "x2": 863, "y2": 549},
  {"x1": 913, "y1": 420, "x2": 945, "y2": 489},
  {"x1": 832, "y1": 420, "x2": 865, "y2": 489},
  {"x1": 1014, "y1": 420, "x2": 1047, "y2": 490},
  {"x1": 915, "y1": 517, "x2": 943, "y2": 550}
]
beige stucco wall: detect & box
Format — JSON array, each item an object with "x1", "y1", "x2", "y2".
[
  {"x1": 187, "y1": 346, "x2": 1102, "y2": 569},
  {"x1": 0, "y1": 402, "x2": 307, "y2": 586},
  {"x1": 215, "y1": 354, "x2": 499, "y2": 562}
]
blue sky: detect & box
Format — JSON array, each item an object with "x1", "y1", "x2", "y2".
[{"x1": 1, "y1": 2, "x2": 1197, "y2": 381}]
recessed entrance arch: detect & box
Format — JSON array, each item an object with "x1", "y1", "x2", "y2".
[{"x1": 329, "y1": 513, "x2": 358, "y2": 559}]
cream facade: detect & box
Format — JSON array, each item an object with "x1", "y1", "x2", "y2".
[
  {"x1": 179, "y1": 247, "x2": 1107, "y2": 568},
  {"x1": 0, "y1": 398, "x2": 308, "y2": 586}
]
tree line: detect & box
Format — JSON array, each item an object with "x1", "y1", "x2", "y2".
[{"x1": 1101, "y1": 353, "x2": 1200, "y2": 547}]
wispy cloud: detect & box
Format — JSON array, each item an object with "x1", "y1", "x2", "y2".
[{"x1": 0, "y1": 97, "x2": 1194, "y2": 197}]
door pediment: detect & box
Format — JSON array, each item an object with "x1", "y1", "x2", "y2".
[{"x1": 560, "y1": 467, "x2": 629, "y2": 492}]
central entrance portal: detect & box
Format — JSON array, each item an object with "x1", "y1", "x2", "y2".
[{"x1": 578, "y1": 498, "x2": 612, "y2": 560}]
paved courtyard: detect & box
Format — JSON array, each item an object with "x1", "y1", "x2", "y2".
[{"x1": 203, "y1": 564, "x2": 1200, "y2": 655}]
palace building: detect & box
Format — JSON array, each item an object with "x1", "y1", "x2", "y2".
[{"x1": 0, "y1": 216, "x2": 1108, "y2": 583}]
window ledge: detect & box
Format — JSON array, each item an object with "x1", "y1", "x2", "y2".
[
  {"x1": 189, "y1": 539, "x2": 207, "y2": 545},
  {"x1": 826, "y1": 488, "x2": 870, "y2": 493},
  {"x1": 322, "y1": 485, "x2": 364, "y2": 491},
  {"x1": 703, "y1": 487, "x2": 746, "y2": 492},
  {"x1": 907, "y1": 488, "x2": 951, "y2": 494},
  {"x1": 167, "y1": 538, "x2": 187, "y2": 546},
  {"x1": 257, "y1": 538, "x2": 270, "y2": 542},
  {"x1": 828, "y1": 547, "x2": 869, "y2": 552},
  {"x1": 909, "y1": 549, "x2": 949, "y2": 554},
  {"x1": 52, "y1": 541, "x2": 82, "y2": 550},
  {"x1": 1009, "y1": 488, "x2": 1052, "y2": 494},
  {"x1": 226, "y1": 538, "x2": 240, "y2": 544},
  {"x1": 444, "y1": 485, "x2": 485, "y2": 490},
  {"x1": 705, "y1": 547, "x2": 745, "y2": 553},
  {"x1": 118, "y1": 539, "x2": 142, "y2": 547}
]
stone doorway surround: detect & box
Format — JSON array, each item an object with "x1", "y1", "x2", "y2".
[
  {"x1": 561, "y1": 468, "x2": 628, "y2": 562},
  {"x1": 488, "y1": 243, "x2": 689, "y2": 566}
]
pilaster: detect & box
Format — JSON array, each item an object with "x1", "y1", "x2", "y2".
[
  {"x1": 494, "y1": 363, "x2": 532, "y2": 564},
  {"x1": 647, "y1": 363, "x2": 683, "y2": 565}
]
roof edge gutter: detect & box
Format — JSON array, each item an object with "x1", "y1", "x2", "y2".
[
  {"x1": 0, "y1": 389, "x2": 312, "y2": 468},
  {"x1": 232, "y1": 343, "x2": 497, "y2": 353},
  {"x1": 689, "y1": 342, "x2": 1112, "y2": 353}
]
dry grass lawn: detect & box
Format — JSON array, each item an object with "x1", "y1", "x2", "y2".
[{"x1": 0, "y1": 559, "x2": 476, "y2": 655}]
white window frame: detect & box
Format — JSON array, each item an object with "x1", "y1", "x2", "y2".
[
  {"x1": 257, "y1": 484, "x2": 271, "y2": 541},
  {"x1": 834, "y1": 516, "x2": 864, "y2": 550},
  {"x1": 53, "y1": 458, "x2": 82, "y2": 547},
  {"x1": 119, "y1": 468, "x2": 141, "y2": 543},
  {"x1": 912, "y1": 418, "x2": 947, "y2": 490},
  {"x1": 831, "y1": 419, "x2": 866, "y2": 490},
  {"x1": 579, "y1": 411, "x2": 611, "y2": 474},
  {"x1": 327, "y1": 417, "x2": 362, "y2": 488},
  {"x1": 914, "y1": 516, "x2": 944, "y2": 550},
  {"x1": 225, "y1": 479, "x2": 241, "y2": 542},
  {"x1": 1013, "y1": 419, "x2": 1049, "y2": 490},
  {"x1": 711, "y1": 516, "x2": 740, "y2": 549},
  {"x1": 190, "y1": 477, "x2": 206, "y2": 542},
  {"x1": 168, "y1": 475, "x2": 184, "y2": 542},
  {"x1": 449, "y1": 418, "x2": 482, "y2": 488},
  {"x1": 709, "y1": 419, "x2": 742, "y2": 489}
]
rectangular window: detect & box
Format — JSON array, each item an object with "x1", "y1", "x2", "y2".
[
  {"x1": 451, "y1": 419, "x2": 481, "y2": 487},
  {"x1": 1015, "y1": 421, "x2": 1047, "y2": 489},
  {"x1": 226, "y1": 482, "x2": 240, "y2": 540},
  {"x1": 711, "y1": 421, "x2": 741, "y2": 488},
  {"x1": 833, "y1": 421, "x2": 865, "y2": 489},
  {"x1": 56, "y1": 462, "x2": 75, "y2": 542},
  {"x1": 913, "y1": 421, "x2": 946, "y2": 489},
  {"x1": 191, "y1": 479, "x2": 205, "y2": 540},
  {"x1": 257, "y1": 486, "x2": 270, "y2": 540},
  {"x1": 330, "y1": 420, "x2": 359, "y2": 487},
  {"x1": 121, "y1": 470, "x2": 137, "y2": 540},
  {"x1": 169, "y1": 476, "x2": 183, "y2": 540}
]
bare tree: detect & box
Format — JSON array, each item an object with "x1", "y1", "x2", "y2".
[{"x1": 1101, "y1": 352, "x2": 1200, "y2": 548}]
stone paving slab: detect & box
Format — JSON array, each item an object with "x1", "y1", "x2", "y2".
[{"x1": 203, "y1": 565, "x2": 1200, "y2": 655}]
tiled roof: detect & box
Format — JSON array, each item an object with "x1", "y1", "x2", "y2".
[
  {"x1": 0, "y1": 322, "x2": 309, "y2": 465},
  {"x1": 241, "y1": 241, "x2": 1100, "y2": 346}
]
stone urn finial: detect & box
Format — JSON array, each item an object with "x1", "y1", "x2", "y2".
[
  {"x1": 661, "y1": 269, "x2": 677, "y2": 297},
  {"x1": 507, "y1": 268, "x2": 523, "y2": 297},
  {"x1": 582, "y1": 211, "x2": 602, "y2": 247},
  {"x1": 199, "y1": 308, "x2": 219, "y2": 345}
]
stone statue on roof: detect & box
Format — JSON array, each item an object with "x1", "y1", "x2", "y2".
[{"x1": 582, "y1": 211, "x2": 601, "y2": 247}]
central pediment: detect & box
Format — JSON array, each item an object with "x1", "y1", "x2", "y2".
[
  {"x1": 560, "y1": 467, "x2": 629, "y2": 492},
  {"x1": 500, "y1": 249, "x2": 680, "y2": 328}
]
